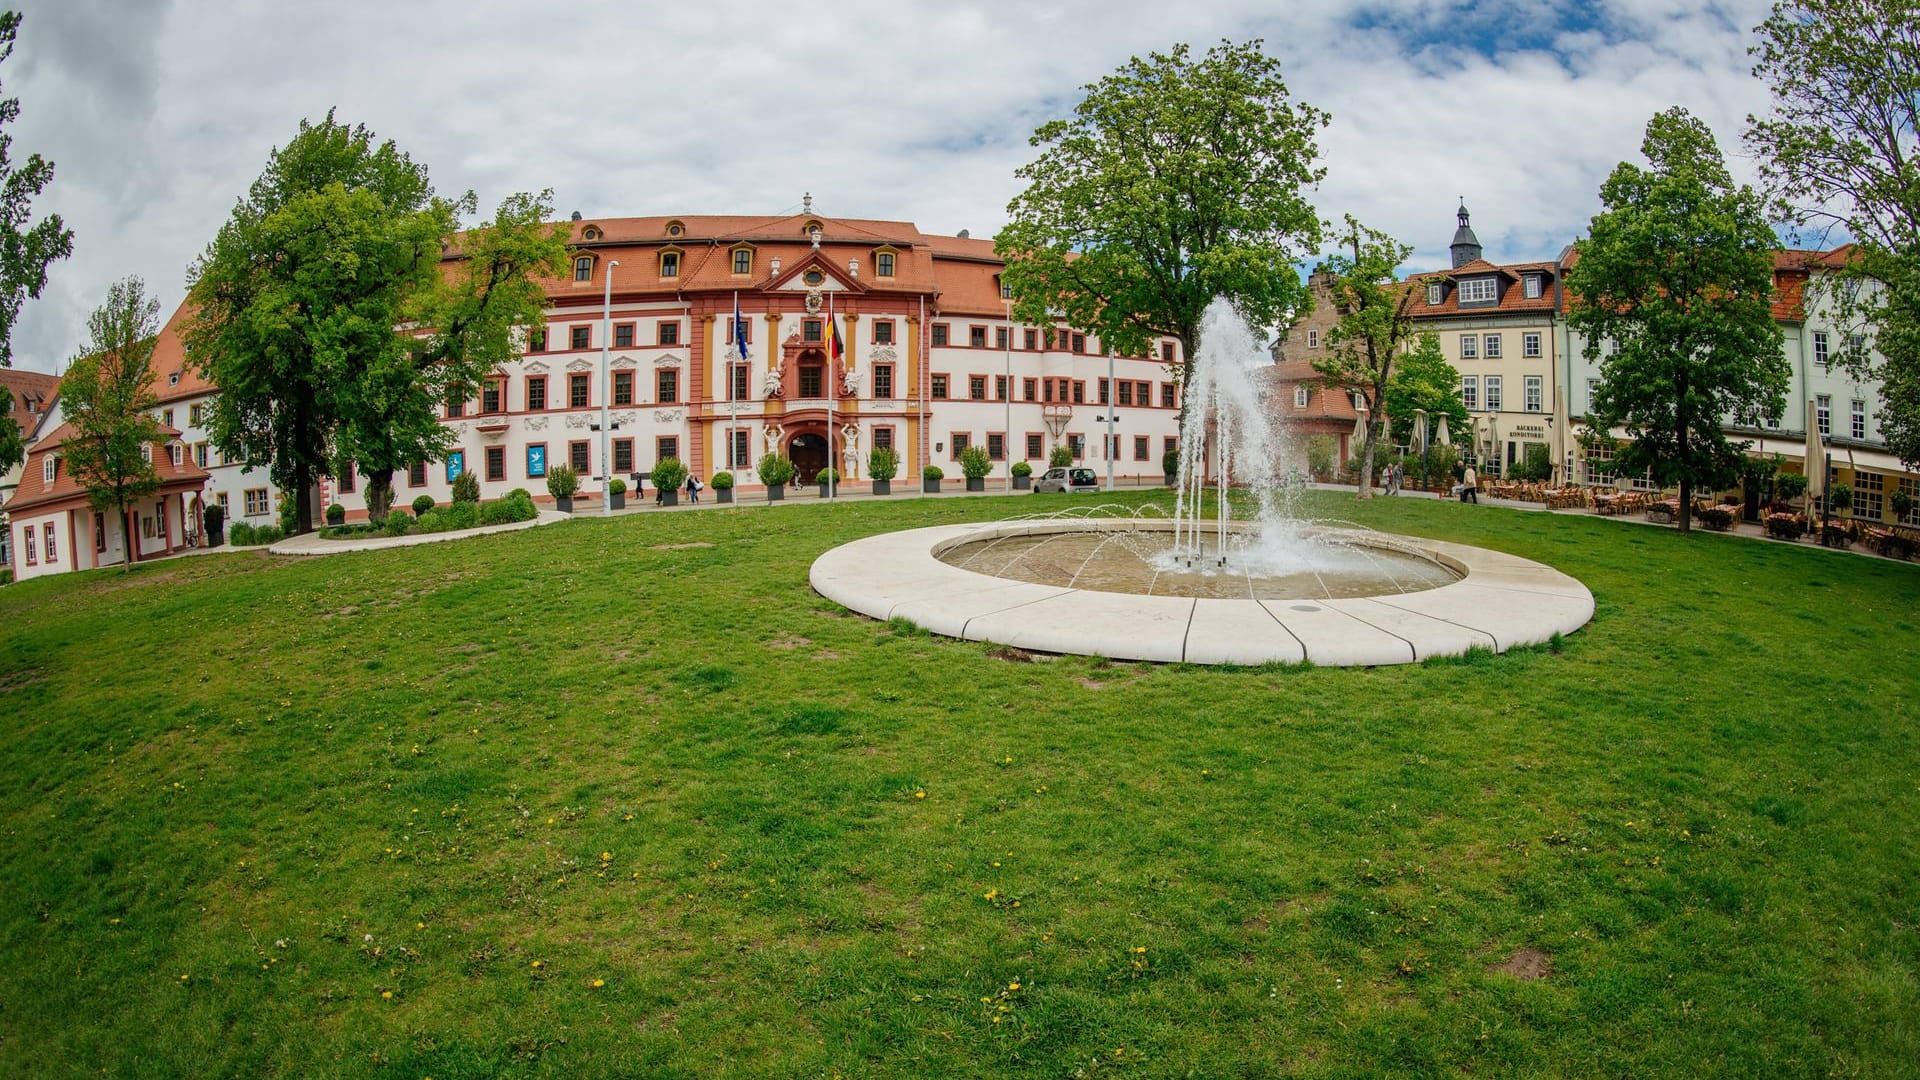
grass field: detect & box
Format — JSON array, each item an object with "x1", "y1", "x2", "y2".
[{"x1": 1, "y1": 490, "x2": 1916, "y2": 1078}]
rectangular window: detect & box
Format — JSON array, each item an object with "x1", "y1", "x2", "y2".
[
  {"x1": 1852, "y1": 399, "x2": 1866, "y2": 440},
  {"x1": 874, "y1": 320, "x2": 894, "y2": 345},
  {"x1": 733, "y1": 248, "x2": 752, "y2": 275},
  {"x1": 872, "y1": 364, "x2": 894, "y2": 399},
  {"x1": 872, "y1": 427, "x2": 894, "y2": 451},
  {"x1": 951, "y1": 432, "x2": 970, "y2": 459},
  {"x1": 730, "y1": 429, "x2": 751, "y2": 468},
  {"x1": 1586, "y1": 378, "x2": 1602, "y2": 413},
  {"x1": 1134, "y1": 435, "x2": 1149, "y2": 461},
  {"x1": 337, "y1": 463, "x2": 355, "y2": 493},
  {"x1": 1462, "y1": 376, "x2": 1480, "y2": 411},
  {"x1": 1901, "y1": 477, "x2": 1920, "y2": 524},
  {"x1": 1165, "y1": 435, "x2": 1179, "y2": 461},
  {"x1": 94, "y1": 512, "x2": 105, "y2": 552},
  {"x1": 613, "y1": 438, "x2": 634, "y2": 474},
  {"x1": 613, "y1": 371, "x2": 634, "y2": 405},
  {"x1": 1525, "y1": 274, "x2": 1543, "y2": 299},
  {"x1": 931, "y1": 374, "x2": 949, "y2": 399},
  {"x1": 613, "y1": 323, "x2": 634, "y2": 348},
  {"x1": 657, "y1": 369, "x2": 679, "y2": 404},
  {"x1": 730, "y1": 363, "x2": 750, "y2": 401},
  {"x1": 1136, "y1": 381, "x2": 1151, "y2": 405},
  {"x1": 446, "y1": 397, "x2": 465, "y2": 419},
  {"x1": 1103, "y1": 434, "x2": 1120, "y2": 460},
  {"x1": 570, "y1": 440, "x2": 590, "y2": 474},
  {"x1": 1525, "y1": 375, "x2": 1543, "y2": 413},
  {"x1": 876, "y1": 252, "x2": 895, "y2": 277},
  {"x1": 969, "y1": 375, "x2": 987, "y2": 401},
  {"x1": 445, "y1": 450, "x2": 465, "y2": 483},
  {"x1": 245, "y1": 488, "x2": 269, "y2": 516},
  {"x1": 660, "y1": 252, "x2": 680, "y2": 277},
  {"x1": 1814, "y1": 331, "x2": 1829, "y2": 369},
  {"x1": 1099, "y1": 378, "x2": 1110, "y2": 405},
  {"x1": 570, "y1": 374, "x2": 589, "y2": 408},
  {"x1": 1043, "y1": 379, "x2": 1054, "y2": 403},
  {"x1": 995, "y1": 374, "x2": 1008, "y2": 401},
  {"x1": 1854, "y1": 469, "x2": 1884, "y2": 518},
  {"x1": 995, "y1": 327, "x2": 1009, "y2": 350},
  {"x1": 803, "y1": 320, "x2": 823, "y2": 343},
  {"x1": 1427, "y1": 283, "x2": 1444, "y2": 305},
  {"x1": 1306, "y1": 329, "x2": 1319, "y2": 349},
  {"x1": 1460, "y1": 334, "x2": 1478, "y2": 360},
  {"x1": 1161, "y1": 383, "x2": 1175, "y2": 408},
  {"x1": 22, "y1": 524, "x2": 33, "y2": 564},
  {"x1": 1023, "y1": 378, "x2": 1037, "y2": 402},
  {"x1": 1161, "y1": 342, "x2": 1176, "y2": 363},
  {"x1": 530, "y1": 329, "x2": 548, "y2": 352},
  {"x1": 409, "y1": 463, "x2": 427, "y2": 487},
  {"x1": 482, "y1": 380, "x2": 503, "y2": 413},
  {"x1": 987, "y1": 432, "x2": 1005, "y2": 460},
  {"x1": 1817, "y1": 393, "x2": 1831, "y2": 436},
  {"x1": 1025, "y1": 329, "x2": 1038, "y2": 351},
  {"x1": 574, "y1": 256, "x2": 593, "y2": 282},
  {"x1": 658, "y1": 321, "x2": 680, "y2": 346},
  {"x1": 970, "y1": 326, "x2": 987, "y2": 348},
  {"x1": 1118, "y1": 381, "x2": 1134, "y2": 406},
  {"x1": 799, "y1": 364, "x2": 823, "y2": 398},
  {"x1": 1072, "y1": 332, "x2": 1086, "y2": 353},
  {"x1": 162, "y1": 409, "x2": 173, "y2": 427},
  {"x1": 485, "y1": 445, "x2": 506, "y2": 482},
  {"x1": 726, "y1": 318, "x2": 751, "y2": 346},
  {"x1": 526, "y1": 443, "x2": 547, "y2": 478},
  {"x1": 931, "y1": 324, "x2": 949, "y2": 347},
  {"x1": 570, "y1": 325, "x2": 590, "y2": 350},
  {"x1": 1025, "y1": 433, "x2": 1043, "y2": 459},
  {"x1": 194, "y1": 442, "x2": 208, "y2": 468},
  {"x1": 1072, "y1": 381, "x2": 1085, "y2": 404},
  {"x1": 1458, "y1": 278, "x2": 1498, "y2": 303},
  {"x1": 1484, "y1": 333, "x2": 1502, "y2": 359},
  {"x1": 169, "y1": 443, "x2": 184, "y2": 468},
  {"x1": 527, "y1": 376, "x2": 547, "y2": 411},
  {"x1": 1523, "y1": 332, "x2": 1542, "y2": 358},
  {"x1": 44, "y1": 522, "x2": 56, "y2": 564},
  {"x1": 189, "y1": 404, "x2": 203, "y2": 426},
  {"x1": 1067, "y1": 433, "x2": 1085, "y2": 459},
  {"x1": 1485, "y1": 375, "x2": 1503, "y2": 411}
]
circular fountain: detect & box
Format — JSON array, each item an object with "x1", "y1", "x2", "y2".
[{"x1": 810, "y1": 300, "x2": 1592, "y2": 666}]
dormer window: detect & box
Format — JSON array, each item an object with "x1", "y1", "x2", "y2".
[
  {"x1": 581, "y1": 225, "x2": 602, "y2": 241},
  {"x1": 664, "y1": 220, "x2": 685, "y2": 237},
  {"x1": 660, "y1": 249, "x2": 682, "y2": 278},
  {"x1": 168, "y1": 371, "x2": 181, "y2": 386},
  {"x1": 573, "y1": 255, "x2": 594, "y2": 282},
  {"x1": 1306, "y1": 329, "x2": 1319, "y2": 349},
  {"x1": 1000, "y1": 283, "x2": 1013, "y2": 299},
  {"x1": 42, "y1": 456, "x2": 55, "y2": 483},
  {"x1": 1524, "y1": 274, "x2": 1542, "y2": 299},
  {"x1": 1294, "y1": 386, "x2": 1309, "y2": 408},
  {"x1": 875, "y1": 251, "x2": 896, "y2": 277},
  {"x1": 1458, "y1": 278, "x2": 1498, "y2": 304},
  {"x1": 730, "y1": 245, "x2": 753, "y2": 275},
  {"x1": 1427, "y1": 283, "x2": 1443, "y2": 305}
]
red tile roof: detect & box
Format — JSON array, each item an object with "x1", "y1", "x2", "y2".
[
  {"x1": 1407, "y1": 260, "x2": 1562, "y2": 319},
  {"x1": 0, "y1": 368, "x2": 59, "y2": 438},
  {"x1": 4, "y1": 420, "x2": 208, "y2": 515},
  {"x1": 1261, "y1": 358, "x2": 1363, "y2": 422}
]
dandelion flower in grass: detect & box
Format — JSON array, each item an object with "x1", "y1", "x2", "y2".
[
  {"x1": 592, "y1": 978, "x2": 605, "y2": 988},
  {"x1": 381, "y1": 990, "x2": 393, "y2": 1000},
  {"x1": 914, "y1": 790, "x2": 926, "y2": 800},
  {"x1": 531, "y1": 960, "x2": 544, "y2": 969},
  {"x1": 1008, "y1": 981, "x2": 1021, "y2": 990}
]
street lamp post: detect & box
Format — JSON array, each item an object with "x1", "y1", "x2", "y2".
[
  {"x1": 599, "y1": 259, "x2": 620, "y2": 515},
  {"x1": 1004, "y1": 301, "x2": 1014, "y2": 493},
  {"x1": 1105, "y1": 348, "x2": 1115, "y2": 493}
]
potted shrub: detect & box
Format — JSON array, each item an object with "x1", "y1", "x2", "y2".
[
  {"x1": 202, "y1": 504, "x2": 224, "y2": 548},
  {"x1": 651, "y1": 457, "x2": 688, "y2": 507},
  {"x1": 1698, "y1": 506, "x2": 1734, "y2": 532},
  {"x1": 1828, "y1": 481, "x2": 1853, "y2": 518},
  {"x1": 868, "y1": 446, "x2": 898, "y2": 496},
  {"x1": 546, "y1": 464, "x2": 579, "y2": 512},
  {"x1": 1892, "y1": 488, "x2": 1913, "y2": 522},
  {"x1": 412, "y1": 494, "x2": 436, "y2": 517},
  {"x1": 960, "y1": 445, "x2": 992, "y2": 491},
  {"x1": 1011, "y1": 460, "x2": 1033, "y2": 491},
  {"x1": 608, "y1": 476, "x2": 627, "y2": 510},
  {"x1": 1162, "y1": 448, "x2": 1180, "y2": 486},
  {"x1": 451, "y1": 470, "x2": 480, "y2": 504},
  {"x1": 757, "y1": 453, "x2": 793, "y2": 501},
  {"x1": 711, "y1": 471, "x2": 735, "y2": 504},
  {"x1": 1049, "y1": 445, "x2": 1073, "y2": 469},
  {"x1": 922, "y1": 463, "x2": 945, "y2": 494},
  {"x1": 815, "y1": 467, "x2": 840, "y2": 498},
  {"x1": 324, "y1": 502, "x2": 346, "y2": 526}
]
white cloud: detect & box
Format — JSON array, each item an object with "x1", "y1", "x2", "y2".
[{"x1": 5, "y1": 0, "x2": 1777, "y2": 372}]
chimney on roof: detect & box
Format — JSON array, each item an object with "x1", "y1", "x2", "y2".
[
  {"x1": 570, "y1": 210, "x2": 583, "y2": 221},
  {"x1": 957, "y1": 228, "x2": 970, "y2": 240}
]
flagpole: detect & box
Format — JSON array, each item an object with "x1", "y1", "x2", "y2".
[
  {"x1": 730, "y1": 291, "x2": 738, "y2": 479},
  {"x1": 828, "y1": 291, "x2": 836, "y2": 499}
]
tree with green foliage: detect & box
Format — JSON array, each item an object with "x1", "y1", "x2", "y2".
[
  {"x1": 1382, "y1": 332, "x2": 1468, "y2": 452},
  {"x1": 1311, "y1": 217, "x2": 1422, "y2": 500},
  {"x1": 1746, "y1": 0, "x2": 1920, "y2": 467},
  {"x1": 58, "y1": 278, "x2": 163, "y2": 569},
  {"x1": 186, "y1": 114, "x2": 568, "y2": 530},
  {"x1": 995, "y1": 40, "x2": 1326, "y2": 406},
  {"x1": 1568, "y1": 108, "x2": 1787, "y2": 533},
  {"x1": 0, "y1": 11, "x2": 74, "y2": 470}
]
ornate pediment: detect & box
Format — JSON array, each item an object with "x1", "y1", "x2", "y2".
[
  {"x1": 565, "y1": 414, "x2": 590, "y2": 429},
  {"x1": 610, "y1": 353, "x2": 639, "y2": 370},
  {"x1": 524, "y1": 415, "x2": 549, "y2": 431},
  {"x1": 565, "y1": 358, "x2": 593, "y2": 373},
  {"x1": 523, "y1": 360, "x2": 551, "y2": 375},
  {"x1": 653, "y1": 351, "x2": 686, "y2": 367},
  {"x1": 653, "y1": 408, "x2": 685, "y2": 423},
  {"x1": 869, "y1": 345, "x2": 898, "y2": 364}
]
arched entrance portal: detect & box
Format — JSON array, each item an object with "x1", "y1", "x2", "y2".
[{"x1": 789, "y1": 433, "x2": 828, "y2": 484}]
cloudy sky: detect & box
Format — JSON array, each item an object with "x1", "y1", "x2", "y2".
[{"x1": 5, "y1": 0, "x2": 1779, "y2": 374}]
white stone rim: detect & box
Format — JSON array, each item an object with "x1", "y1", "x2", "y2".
[{"x1": 809, "y1": 520, "x2": 1594, "y2": 666}]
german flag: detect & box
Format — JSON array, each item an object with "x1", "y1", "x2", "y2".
[{"x1": 823, "y1": 310, "x2": 844, "y2": 361}]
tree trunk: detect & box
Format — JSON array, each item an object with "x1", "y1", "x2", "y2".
[
  {"x1": 293, "y1": 461, "x2": 314, "y2": 534},
  {"x1": 1357, "y1": 414, "x2": 1377, "y2": 500},
  {"x1": 122, "y1": 503, "x2": 136, "y2": 570},
  {"x1": 365, "y1": 469, "x2": 396, "y2": 522},
  {"x1": 1675, "y1": 412, "x2": 1691, "y2": 533}
]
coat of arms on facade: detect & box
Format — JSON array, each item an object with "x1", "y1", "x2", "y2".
[{"x1": 804, "y1": 287, "x2": 823, "y2": 315}]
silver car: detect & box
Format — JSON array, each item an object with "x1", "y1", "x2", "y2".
[{"x1": 1034, "y1": 466, "x2": 1100, "y2": 493}]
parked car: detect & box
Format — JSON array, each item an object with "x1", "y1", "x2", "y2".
[{"x1": 1034, "y1": 467, "x2": 1100, "y2": 494}]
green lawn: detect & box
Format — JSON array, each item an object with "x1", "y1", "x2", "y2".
[{"x1": 2, "y1": 491, "x2": 1916, "y2": 1078}]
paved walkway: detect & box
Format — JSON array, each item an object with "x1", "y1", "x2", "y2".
[{"x1": 267, "y1": 510, "x2": 566, "y2": 557}]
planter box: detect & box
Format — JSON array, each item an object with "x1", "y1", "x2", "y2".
[
  {"x1": 555, "y1": 496, "x2": 574, "y2": 513},
  {"x1": 871, "y1": 479, "x2": 892, "y2": 496},
  {"x1": 966, "y1": 477, "x2": 986, "y2": 492},
  {"x1": 205, "y1": 525, "x2": 224, "y2": 548},
  {"x1": 658, "y1": 490, "x2": 680, "y2": 507},
  {"x1": 767, "y1": 484, "x2": 784, "y2": 502},
  {"x1": 608, "y1": 490, "x2": 626, "y2": 510},
  {"x1": 1013, "y1": 476, "x2": 1030, "y2": 490},
  {"x1": 923, "y1": 479, "x2": 942, "y2": 494},
  {"x1": 818, "y1": 483, "x2": 834, "y2": 499},
  {"x1": 716, "y1": 488, "x2": 734, "y2": 504},
  {"x1": 1164, "y1": 474, "x2": 1178, "y2": 487}
]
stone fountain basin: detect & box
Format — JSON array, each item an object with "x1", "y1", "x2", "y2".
[{"x1": 809, "y1": 519, "x2": 1593, "y2": 666}]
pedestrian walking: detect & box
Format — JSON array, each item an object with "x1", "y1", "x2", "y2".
[
  {"x1": 686, "y1": 474, "x2": 701, "y2": 504},
  {"x1": 1462, "y1": 463, "x2": 1479, "y2": 503}
]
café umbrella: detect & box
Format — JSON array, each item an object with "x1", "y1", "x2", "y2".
[{"x1": 1804, "y1": 397, "x2": 1825, "y2": 507}]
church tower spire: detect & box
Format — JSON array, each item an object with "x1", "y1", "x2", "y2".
[{"x1": 1450, "y1": 200, "x2": 1483, "y2": 268}]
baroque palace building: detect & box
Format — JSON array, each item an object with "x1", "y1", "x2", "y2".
[{"x1": 139, "y1": 206, "x2": 1185, "y2": 523}]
